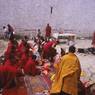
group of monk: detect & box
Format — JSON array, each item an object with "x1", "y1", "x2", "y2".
[
  {"x1": 1, "y1": 23, "x2": 91, "y2": 95},
  {"x1": 0, "y1": 36, "x2": 40, "y2": 90},
  {"x1": 0, "y1": 24, "x2": 59, "y2": 92}
]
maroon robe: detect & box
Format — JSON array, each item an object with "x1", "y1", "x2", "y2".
[
  {"x1": 18, "y1": 52, "x2": 28, "y2": 68},
  {"x1": 17, "y1": 41, "x2": 25, "y2": 55},
  {"x1": 92, "y1": 32, "x2": 95, "y2": 47},
  {"x1": 24, "y1": 57, "x2": 39, "y2": 75},
  {"x1": 43, "y1": 41, "x2": 56, "y2": 59},
  {"x1": 0, "y1": 65, "x2": 18, "y2": 88},
  {"x1": 45, "y1": 25, "x2": 51, "y2": 37},
  {"x1": 4, "y1": 41, "x2": 13, "y2": 58},
  {"x1": 24, "y1": 57, "x2": 36, "y2": 75}
]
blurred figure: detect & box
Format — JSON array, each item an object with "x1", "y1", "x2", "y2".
[
  {"x1": 45, "y1": 24, "x2": 52, "y2": 39},
  {"x1": 3, "y1": 26, "x2": 8, "y2": 39},
  {"x1": 7, "y1": 24, "x2": 14, "y2": 38},
  {"x1": 92, "y1": 31, "x2": 95, "y2": 48},
  {"x1": 37, "y1": 29, "x2": 41, "y2": 39},
  {"x1": 24, "y1": 51, "x2": 41, "y2": 75}
]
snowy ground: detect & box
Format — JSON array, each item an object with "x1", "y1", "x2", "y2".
[
  {"x1": 0, "y1": 39, "x2": 95, "y2": 87},
  {"x1": 76, "y1": 40, "x2": 95, "y2": 87},
  {"x1": 60, "y1": 39, "x2": 95, "y2": 87}
]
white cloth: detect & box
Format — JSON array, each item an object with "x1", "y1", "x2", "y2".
[
  {"x1": 69, "y1": 40, "x2": 75, "y2": 46},
  {"x1": 55, "y1": 45, "x2": 61, "y2": 55}
]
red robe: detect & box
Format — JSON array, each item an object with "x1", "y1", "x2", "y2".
[
  {"x1": 18, "y1": 52, "x2": 28, "y2": 68},
  {"x1": 43, "y1": 41, "x2": 55, "y2": 53},
  {"x1": 0, "y1": 65, "x2": 18, "y2": 88},
  {"x1": 45, "y1": 25, "x2": 51, "y2": 37},
  {"x1": 4, "y1": 59, "x2": 12, "y2": 66},
  {"x1": 4, "y1": 41, "x2": 13, "y2": 58},
  {"x1": 92, "y1": 32, "x2": 95, "y2": 46},
  {"x1": 17, "y1": 41, "x2": 25, "y2": 55},
  {"x1": 4, "y1": 59, "x2": 18, "y2": 74},
  {"x1": 0, "y1": 66, "x2": 6, "y2": 82},
  {"x1": 4, "y1": 58, "x2": 18, "y2": 76},
  {"x1": 5, "y1": 65, "x2": 18, "y2": 77},
  {"x1": 24, "y1": 57, "x2": 37, "y2": 75},
  {"x1": 4, "y1": 58, "x2": 18, "y2": 68}
]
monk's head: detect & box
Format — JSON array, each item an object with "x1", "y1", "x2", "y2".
[
  {"x1": 3, "y1": 26, "x2": 6, "y2": 29},
  {"x1": 28, "y1": 49, "x2": 33, "y2": 57},
  {"x1": 47, "y1": 23, "x2": 49, "y2": 26},
  {"x1": 69, "y1": 46, "x2": 76, "y2": 53},
  {"x1": 32, "y1": 55, "x2": 37, "y2": 60}
]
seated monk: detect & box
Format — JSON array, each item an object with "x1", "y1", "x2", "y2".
[
  {"x1": 24, "y1": 51, "x2": 41, "y2": 76},
  {"x1": 17, "y1": 47, "x2": 29, "y2": 68},
  {"x1": 0, "y1": 64, "x2": 20, "y2": 90},
  {"x1": 3, "y1": 54, "x2": 22, "y2": 88},
  {"x1": 42, "y1": 40, "x2": 56, "y2": 59}
]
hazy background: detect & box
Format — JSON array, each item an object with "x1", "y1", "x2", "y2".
[{"x1": 0, "y1": 0, "x2": 95, "y2": 36}]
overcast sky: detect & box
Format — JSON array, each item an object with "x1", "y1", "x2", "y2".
[{"x1": 0, "y1": 0, "x2": 95, "y2": 33}]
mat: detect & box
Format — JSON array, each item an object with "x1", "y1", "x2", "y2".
[{"x1": 24, "y1": 74, "x2": 51, "y2": 95}]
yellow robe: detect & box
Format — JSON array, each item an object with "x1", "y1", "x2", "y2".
[{"x1": 50, "y1": 53, "x2": 81, "y2": 95}]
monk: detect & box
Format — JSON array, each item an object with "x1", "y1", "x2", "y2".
[
  {"x1": 17, "y1": 39, "x2": 26, "y2": 56},
  {"x1": 0, "y1": 65, "x2": 6, "y2": 90},
  {"x1": 18, "y1": 50, "x2": 28, "y2": 68},
  {"x1": 0, "y1": 65, "x2": 19, "y2": 90},
  {"x1": 4, "y1": 36, "x2": 14, "y2": 57},
  {"x1": 92, "y1": 31, "x2": 95, "y2": 48},
  {"x1": 50, "y1": 46, "x2": 81, "y2": 95},
  {"x1": 7, "y1": 24, "x2": 14, "y2": 38},
  {"x1": 0, "y1": 55, "x2": 19, "y2": 89},
  {"x1": 43, "y1": 40, "x2": 56, "y2": 59},
  {"x1": 45, "y1": 24, "x2": 52, "y2": 39},
  {"x1": 4, "y1": 36, "x2": 18, "y2": 59},
  {"x1": 24, "y1": 50, "x2": 40, "y2": 75}
]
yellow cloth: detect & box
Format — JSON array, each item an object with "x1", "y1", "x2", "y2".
[{"x1": 50, "y1": 53, "x2": 81, "y2": 95}]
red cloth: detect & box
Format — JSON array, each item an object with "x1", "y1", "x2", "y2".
[
  {"x1": 17, "y1": 41, "x2": 25, "y2": 55},
  {"x1": 4, "y1": 59, "x2": 18, "y2": 77},
  {"x1": 43, "y1": 41, "x2": 55, "y2": 53},
  {"x1": 0, "y1": 66, "x2": 16, "y2": 77},
  {"x1": 0, "y1": 65, "x2": 18, "y2": 86},
  {"x1": 5, "y1": 65, "x2": 18, "y2": 86},
  {"x1": 18, "y1": 52, "x2": 28, "y2": 67},
  {"x1": 3, "y1": 87, "x2": 27, "y2": 95},
  {"x1": 0, "y1": 66, "x2": 6, "y2": 72},
  {"x1": 4, "y1": 59, "x2": 18, "y2": 68},
  {"x1": 24, "y1": 57, "x2": 37, "y2": 75},
  {"x1": 92, "y1": 32, "x2": 95, "y2": 45},
  {"x1": 0, "y1": 66, "x2": 6, "y2": 86},
  {"x1": 5, "y1": 65, "x2": 17, "y2": 76},
  {"x1": 5, "y1": 41, "x2": 13, "y2": 57},
  {"x1": 4, "y1": 60, "x2": 11, "y2": 66},
  {"x1": 45, "y1": 25, "x2": 51, "y2": 37}
]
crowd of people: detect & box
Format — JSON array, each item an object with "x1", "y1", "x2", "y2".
[
  {"x1": 1, "y1": 23, "x2": 94, "y2": 95},
  {"x1": 0, "y1": 27, "x2": 62, "y2": 92}
]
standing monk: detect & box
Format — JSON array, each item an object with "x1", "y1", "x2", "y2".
[
  {"x1": 7, "y1": 24, "x2": 14, "y2": 38},
  {"x1": 92, "y1": 31, "x2": 95, "y2": 48},
  {"x1": 45, "y1": 24, "x2": 52, "y2": 39},
  {"x1": 50, "y1": 46, "x2": 81, "y2": 95}
]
